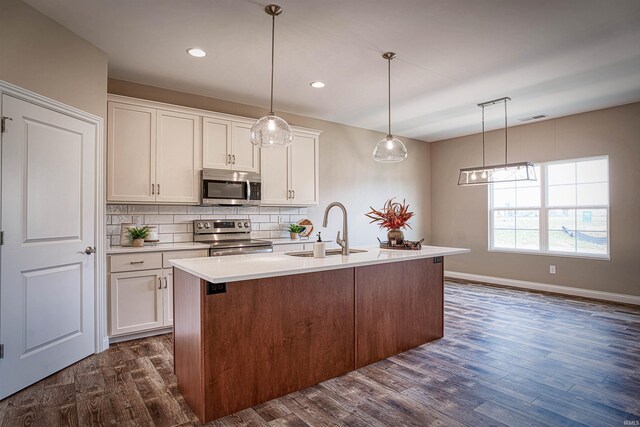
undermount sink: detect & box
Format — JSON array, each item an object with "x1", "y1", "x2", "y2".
[{"x1": 285, "y1": 248, "x2": 368, "y2": 257}]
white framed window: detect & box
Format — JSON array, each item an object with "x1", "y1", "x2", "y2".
[{"x1": 489, "y1": 156, "x2": 609, "y2": 259}]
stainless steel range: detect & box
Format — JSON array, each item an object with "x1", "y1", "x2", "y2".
[{"x1": 193, "y1": 219, "x2": 273, "y2": 257}]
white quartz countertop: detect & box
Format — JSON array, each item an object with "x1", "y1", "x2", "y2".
[
  {"x1": 170, "y1": 245, "x2": 470, "y2": 283},
  {"x1": 107, "y1": 242, "x2": 210, "y2": 255}
]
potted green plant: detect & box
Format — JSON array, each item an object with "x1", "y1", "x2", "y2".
[
  {"x1": 365, "y1": 198, "x2": 415, "y2": 245},
  {"x1": 288, "y1": 224, "x2": 305, "y2": 240},
  {"x1": 126, "y1": 225, "x2": 150, "y2": 248}
]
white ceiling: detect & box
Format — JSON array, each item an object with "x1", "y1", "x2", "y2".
[{"x1": 25, "y1": 0, "x2": 640, "y2": 142}]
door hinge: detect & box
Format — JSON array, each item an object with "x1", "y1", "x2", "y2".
[
  {"x1": 0, "y1": 344, "x2": 4, "y2": 359},
  {"x1": 1, "y1": 116, "x2": 13, "y2": 133}
]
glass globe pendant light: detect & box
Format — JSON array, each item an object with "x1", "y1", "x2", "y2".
[
  {"x1": 373, "y1": 52, "x2": 408, "y2": 163},
  {"x1": 250, "y1": 4, "x2": 293, "y2": 148}
]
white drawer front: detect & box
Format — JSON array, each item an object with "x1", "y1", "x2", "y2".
[
  {"x1": 109, "y1": 252, "x2": 163, "y2": 273},
  {"x1": 162, "y1": 249, "x2": 209, "y2": 268}
]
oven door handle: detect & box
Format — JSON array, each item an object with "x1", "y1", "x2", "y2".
[{"x1": 246, "y1": 180, "x2": 251, "y2": 203}]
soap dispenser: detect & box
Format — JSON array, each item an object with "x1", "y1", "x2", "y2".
[{"x1": 313, "y1": 232, "x2": 326, "y2": 258}]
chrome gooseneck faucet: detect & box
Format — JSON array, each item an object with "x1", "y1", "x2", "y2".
[{"x1": 322, "y1": 202, "x2": 349, "y2": 256}]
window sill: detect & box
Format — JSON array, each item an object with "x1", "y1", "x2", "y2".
[{"x1": 488, "y1": 247, "x2": 610, "y2": 261}]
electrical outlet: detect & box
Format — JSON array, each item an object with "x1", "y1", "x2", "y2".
[{"x1": 549, "y1": 265, "x2": 556, "y2": 274}]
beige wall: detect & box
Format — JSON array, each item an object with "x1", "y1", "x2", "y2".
[
  {"x1": 0, "y1": 0, "x2": 107, "y2": 119},
  {"x1": 431, "y1": 102, "x2": 640, "y2": 297},
  {"x1": 108, "y1": 79, "x2": 431, "y2": 246}
]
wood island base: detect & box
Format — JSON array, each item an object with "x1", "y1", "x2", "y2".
[{"x1": 173, "y1": 257, "x2": 444, "y2": 423}]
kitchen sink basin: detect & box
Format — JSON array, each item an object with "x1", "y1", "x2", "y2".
[{"x1": 285, "y1": 248, "x2": 368, "y2": 257}]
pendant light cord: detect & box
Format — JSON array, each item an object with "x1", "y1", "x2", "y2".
[
  {"x1": 387, "y1": 56, "x2": 392, "y2": 137},
  {"x1": 504, "y1": 98, "x2": 508, "y2": 164},
  {"x1": 269, "y1": 12, "x2": 275, "y2": 115},
  {"x1": 481, "y1": 105, "x2": 485, "y2": 167}
]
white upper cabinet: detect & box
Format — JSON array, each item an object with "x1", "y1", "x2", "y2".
[
  {"x1": 107, "y1": 102, "x2": 157, "y2": 202},
  {"x1": 156, "y1": 110, "x2": 200, "y2": 203},
  {"x1": 202, "y1": 118, "x2": 260, "y2": 173},
  {"x1": 231, "y1": 122, "x2": 260, "y2": 173},
  {"x1": 202, "y1": 117, "x2": 232, "y2": 170},
  {"x1": 260, "y1": 129, "x2": 320, "y2": 206},
  {"x1": 107, "y1": 97, "x2": 200, "y2": 204}
]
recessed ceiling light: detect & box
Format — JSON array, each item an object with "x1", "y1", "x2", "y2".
[
  {"x1": 310, "y1": 81, "x2": 325, "y2": 88},
  {"x1": 186, "y1": 48, "x2": 206, "y2": 58}
]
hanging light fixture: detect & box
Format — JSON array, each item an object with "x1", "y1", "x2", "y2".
[
  {"x1": 458, "y1": 97, "x2": 536, "y2": 185},
  {"x1": 373, "y1": 52, "x2": 408, "y2": 163},
  {"x1": 250, "y1": 4, "x2": 294, "y2": 148}
]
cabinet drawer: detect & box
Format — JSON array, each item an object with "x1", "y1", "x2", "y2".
[
  {"x1": 109, "y1": 252, "x2": 163, "y2": 273},
  {"x1": 163, "y1": 249, "x2": 209, "y2": 268}
]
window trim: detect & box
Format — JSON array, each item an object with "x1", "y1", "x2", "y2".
[{"x1": 488, "y1": 155, "x2": 610, "y2": 260}]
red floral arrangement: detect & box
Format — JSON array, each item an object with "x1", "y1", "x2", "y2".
[{"x1": 365, "y1": 198, "x2": 415, "y2": 230}]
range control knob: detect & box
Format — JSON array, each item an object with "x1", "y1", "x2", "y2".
[
  {"x1": 196, "y1": 222, "x2": 203, "y2": 229},
  {"x1": 244, "y1": 222, "x2": 250, "y2": 228},
  {"x1": 204, "y1": 222, "x2": 211, "y2": 229},
  {"x1": 237, "y1": 222, "x2": 243, "y2": 228}
]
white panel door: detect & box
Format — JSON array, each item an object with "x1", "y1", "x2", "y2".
[
  {"x1": 289, "y1": 133, "x2": 319, "y2": 205},
  {"x1": 231, "y1": 122, "x2": 260, "y2": 173},
  {"x1": 162, "y1": 269, "x2": 174, "y2": 327},
  {"x1": 156, "y1": 110, "x2": 200, "y2": 204},
  {"x1": 0, "y1": 94, "x2": 96, "y2": 399},
  {"x1": 107, "y1": 102, "x2": 156, "y2": 202},
  {"x1": 260, "y1": 145, "x2": 290, "y2": 205},
  {"x1": 202, "y1": 117, "x2": 231, "y2": 170},
  {"x1": 109, "y1": 269, "x2": 163, "y2": 336}
]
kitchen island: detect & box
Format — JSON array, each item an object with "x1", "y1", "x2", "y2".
[{"x1": 170, "y1": 245, "x2": 469, "y2": 423}]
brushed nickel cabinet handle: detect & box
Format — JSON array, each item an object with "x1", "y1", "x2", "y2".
[
  {"x1": 292, "y1": 190, "x2": 295, "y2": 199},
  {"x1": 129, "y1": 261, "x2": 144, "y2": 265},
  {"x1": 227, "y1": 154, "x2": 231, "y2": 164},
  {"x1": 164, "y1": 277, "x2": 168, "y2": 289},
  {"x1": 232, "y1": 154, "x2": 236, "y2": 164},
  {"x1": 158, "y1": 277, "x2": 162, "y2": 290},
  {"x1": 157, "y1": 184, "x2": 160, "y2": 195},
  {"x1": 151, "y1": 184, "x2": 155, "y2": 195}
]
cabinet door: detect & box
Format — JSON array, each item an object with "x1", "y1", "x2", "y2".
[
  {"x1": 107, "y1": 102, "x2": 156, "y2": 202},
  {"x1": 109, "y1": 269, "x2": 163, "y2": 336},
  {"x1": 163, "y1": 269, "x2": 174, "y2": 327},
  {"x1": 203, "y1": 117, "x2": 231, "y2": 170},
  {"x1": 156, "y1": 110, "x2": 201, "y2": 204},
  {"x1": 289, "y1": 133, "x2": 319, "y2": 205},
  {"x1": 231, "y1": 122, "x2": 260, "y2": 173},
  {"x1": 260, "y1": 144, "x2": 290, "y2": 205}
]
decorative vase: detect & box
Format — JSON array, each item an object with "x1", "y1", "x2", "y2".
[
  {"x1": 290, "y1": 232, "x2": 299, "y2": 240},
  {"x1": 132, "y1": 238, "x2": 145, "y2": 247},
  {"x1": 387, "y1": 229, "x2": 404, "y2": 245}
]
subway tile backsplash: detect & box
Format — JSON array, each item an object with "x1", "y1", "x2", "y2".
[{"x1": 106, "y1": 204, "x2": 309, "y2": 246}]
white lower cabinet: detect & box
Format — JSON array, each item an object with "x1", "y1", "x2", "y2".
[
  {"x1": 108, "y1": 249, "x2": 208, "y2": 339},
  {"x1": 109, "y1": 269, "x2": 165, "y2": 336}
]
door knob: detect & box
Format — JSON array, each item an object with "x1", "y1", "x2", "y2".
[{"x1": 82, "y1": 246, "x2": 96, "y2": 255}]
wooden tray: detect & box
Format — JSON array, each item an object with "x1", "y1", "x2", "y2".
[{"x1": 379, "y1": 239, "x2": 423, "y2": 250}]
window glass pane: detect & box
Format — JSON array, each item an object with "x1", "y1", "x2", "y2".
[
  {"x1": 492, "y1": 181, "x2": 515, "y2": 190},
  {"x1": 516, "y1": 187, "x2": 541, "y2": 208},
  {"x1": 493, "y1": 229, "x2": 515, "y2": 249},
  {"x1": 493, "y1": 188, "x2": 516, "y2": 208},
  {"x1": 548, "y1": 162, "x2": 576, "y2": 185},
  {"x1": 577, "y1": 209, "x2": 607, "y2": 232},
  {"x1": 576, "y1": 232, "x2": 608, "y2": 255},
  {"x1": 516, "y1": 230, "x2": 539, "y2": 250},
  {"x1": 493, "y1": 210, "x2": 515, "y2": 229},
  {"x1": 548, "y1": 184, "x2": 576, "y2": 207},
  {"x1": 515, "y1": 210, "x2": 539, "y2": 229},
  {"x1": 549, "y1": 230, "x2": 576, "y2": 252},
  {"x1": 577, "y1": 182, "x2": 608, "y2": 206},
  {"x1": 577, "y1": 159, "x2": 608, "y2": 183},
  {"x1": 548, "y1": 209, "x2": 576, "y2": 252}
]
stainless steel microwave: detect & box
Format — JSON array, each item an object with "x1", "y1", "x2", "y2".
[{"x1": 201, "y1": 169, "x2": 261, "y2": 206}]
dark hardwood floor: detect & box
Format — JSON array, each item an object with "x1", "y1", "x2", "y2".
[{"x1": 1, "y1": 280, "x2": 639, "y2": 426}]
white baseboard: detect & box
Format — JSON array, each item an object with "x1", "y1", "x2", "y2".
[
  {"x1": 109, "y1": 327, "x2": 172, "y2": 344},
  {"x1": 445, "y1": 271, "x2": 640, "y2": 306}
]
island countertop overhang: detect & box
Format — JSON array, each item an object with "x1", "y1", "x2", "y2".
[{"x1": 169, "y1": 245, "x2": 470, "y2": 283}]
